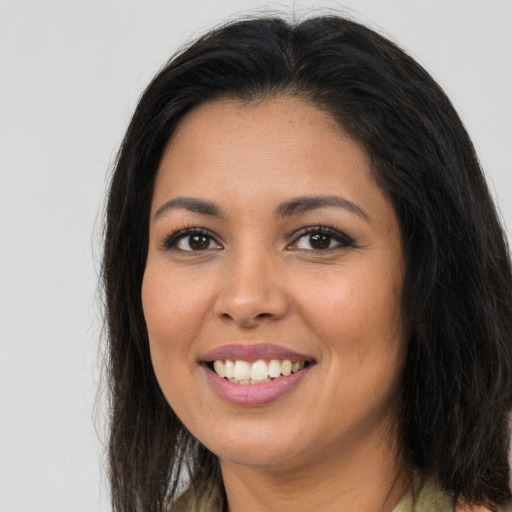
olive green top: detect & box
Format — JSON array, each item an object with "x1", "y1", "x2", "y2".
[
  {"x1": 174, "y1": 476, "x2": 456, "y2": 512},
  {"x1": 393, "y1": 477, "x2": 454, "y2": 512}
]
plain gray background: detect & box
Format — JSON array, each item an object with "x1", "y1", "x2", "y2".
[{"x1": 1, "y1": 1, "x2": 511, "y2": 510}]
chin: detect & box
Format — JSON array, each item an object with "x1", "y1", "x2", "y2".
[
  {"x1": 196, "y1": 422, "x2": 308, "y2": 469},
  {"x1": 217, "y1": 446, "x2": 305, "y2": 470}
]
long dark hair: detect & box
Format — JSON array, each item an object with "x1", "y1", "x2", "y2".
[{"x1": 102, "y1": 14, "x2": 512, "y2": 511}]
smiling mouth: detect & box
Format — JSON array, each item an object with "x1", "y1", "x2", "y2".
[{"x1": 207, "y1": 359, "x2": 315, "y2": 384}]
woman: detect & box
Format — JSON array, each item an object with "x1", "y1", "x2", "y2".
[{"x1": 102, "y1": 14, "x2": 512, "y2": 512}]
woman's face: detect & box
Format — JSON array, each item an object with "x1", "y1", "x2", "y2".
[{"x1": 142, "y1": 97, "x2": 406, "y2": 471}]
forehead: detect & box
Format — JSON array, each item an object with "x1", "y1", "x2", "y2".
[
  {"x1": 153, "y1": 97, "x2": 376, "y2": 203},
  {"x1": 170, "y1": 96, "x2": 345, "y2": 147}
]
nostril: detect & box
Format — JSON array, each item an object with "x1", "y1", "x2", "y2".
[{"x1": 255, "y1": 312, "x2": 273, "y2": 319}]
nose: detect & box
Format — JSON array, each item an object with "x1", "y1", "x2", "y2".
[{"x1": 213, "y1": 251, "x2": 290, "y2": 328}]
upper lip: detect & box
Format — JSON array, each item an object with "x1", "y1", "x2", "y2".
[{"x1": 201, "y1": 343, "x2": 314, "y2": 363}]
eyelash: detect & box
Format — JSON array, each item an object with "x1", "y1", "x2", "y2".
[
  {"x1": 288, "y1": 225, "x2": 356, "y2": 251},
  {"x1": 162, "y1": 227, "x2": 220, "y2": 251},
  {"x1": 162, "y1": 225, "x2": 356, "y2": 252}
]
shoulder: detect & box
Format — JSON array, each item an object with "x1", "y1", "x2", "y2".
[
  {"x1": 171, "y1": 486, "x2": 224, "y2": 512},
  {"x1": 393, "y1": 476, "x2": 510, "y2": 512},
  {"x1": 393, "y1": 476, "x2": 453, "y2": 512}
]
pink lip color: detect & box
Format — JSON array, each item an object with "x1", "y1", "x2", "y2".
[
  {"x1": 200, "y1": 344, "x2": 315, "y2": 406},
  {"x1": 201, "y1": 343, "x2": 312, "y2": 363},
  {"x1": 203, "y1": 364, "x2": 312, "y2": 407}
]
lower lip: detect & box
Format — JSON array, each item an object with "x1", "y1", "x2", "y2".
[{"x1": 203, "y1": 365, "x2": 312, "y2": 406}]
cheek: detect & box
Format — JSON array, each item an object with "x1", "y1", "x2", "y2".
[
  {"x1": 141, "y1": 267, "x2": 218, "y2": 430},
  {"x1": 298, "y1": 268, "x2": 403, "y2": 345},
  {"x1": 142, "y1": 265, "x2": 210, "y2": 348},
  {"x1": 295, "y1": 259, "x2": 406, "y2": 402},
  {"x1": 141, "y1": 265, "x2": 210, "y2": 397}
]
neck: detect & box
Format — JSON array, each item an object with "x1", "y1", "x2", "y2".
[{"x1": 220, "y1": 428, "x2": 409, "y2": 512}]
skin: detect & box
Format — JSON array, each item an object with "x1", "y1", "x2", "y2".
[{"x1": 142, "y1": 97, "x2": 409, "y2": 512}]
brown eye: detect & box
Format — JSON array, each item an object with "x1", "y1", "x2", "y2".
[
  {"x1": 176, "y1": 234, "x2": 220, "y2": 251},
  {"x1": 165, "y1": 229, "x2": 222, "y2": 252},
  {"x1": 188, "y1": 234, "x2": 211, "y2": 250},
  {"x1": 308, "y1": 233, "x2": 332, "y2": 250},
  {"x1": 291, "y1": 227, "x2": 355, "y2": 251}
]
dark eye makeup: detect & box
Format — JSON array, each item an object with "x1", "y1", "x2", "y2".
[
  {"x1": 288, "y1": 225, "x2": 356, "y2": 252},
  {"x1": 161, "y1": 225, "x2": 356, "y2": 253},
  {"x1": 162, "y1": 227, "x2": 222, "y2": 252}
]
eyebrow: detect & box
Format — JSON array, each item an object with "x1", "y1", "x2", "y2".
[
  {"x1": 154, "y1": 197, "x2": 222, "y2": 220},
  {"x1": 154, "y1": 195, "x2": 368, "y2": 222},
  {"x1": 275, "y1": 196, "x2": 369, "y2": 221}
]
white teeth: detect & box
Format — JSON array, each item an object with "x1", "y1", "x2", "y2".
[
  {"x1": 212, "y1": 358, "x2": 308, "y2": 383},
  {"x1": 281, "y1": 360, "x2": 292, "y2": 376},
  {"x1": 250, "y1": 360, "x2": 268, "y2": 381},
  {"x1": 268, "y1": 359, "x2": 282, "y2": 378},
  {"x1": 256, "y1": 378, "x2": 271, "y2": 383},
  {"x1": 233, "y1": 360, "x2": 251, "y2": 380},
  {"x1": 213, "y1": 360, "x2": 226, "y2": 378},
  {"x1": 292, "y1": 361, "x2": 304, "y2": 373},
  {"x1": 225, "y1": 360, "x2": 235, "y2": 379}
]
